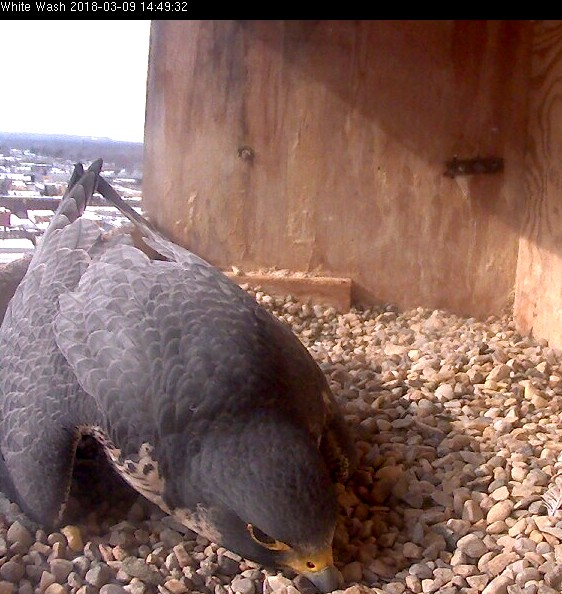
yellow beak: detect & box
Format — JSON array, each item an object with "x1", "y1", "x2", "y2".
[{"x1": 284, "y1": 547, "x2": 342, "y2": 593}]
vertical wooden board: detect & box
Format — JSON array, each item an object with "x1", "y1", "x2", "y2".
[
  {"x1": 144, "y1": 21, "x2": 252, "y2": 256},
  {"x1": 514, "y1": 21, "x2": 562, "y2": 345},
  {"x1": 144, "y1": 21, "x2": 531, "y2": 317}
]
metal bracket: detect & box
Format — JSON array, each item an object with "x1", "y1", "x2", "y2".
[{"x1": 444, "y1": 156, "x2": 504, "y2": 178}]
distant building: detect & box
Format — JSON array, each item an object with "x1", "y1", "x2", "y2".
[
  {"x1": 43, "y1": 183, "x2": 65, "y2": 196},
  {"x1": 0, "y1": 173, "x2": 32, "y2": 182},
  {"x1": 0, "y1": 207, "x2": 10, "y2": 229},
  {"x1": 47, "y1": 168, "x2": 71, "y2": 182}
]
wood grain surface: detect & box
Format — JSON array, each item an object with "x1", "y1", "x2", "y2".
[
  {"x1": 143, "y1": 20, "x2": 531, "y2": 317},
  {"x1": 514, "y1": 21, "x2": 562, "y2": 344}
]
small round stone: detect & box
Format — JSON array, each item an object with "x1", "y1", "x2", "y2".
[
  {"x1": 341, "y1": 561, "x2": 363, "y2": 583},
  {"x1": 217, "y1": 553, "x2": 240, "y2": 576},
  {"x1": 44, "y1": 585, "x2": 68, "y2": 594},
  {"x1": 0, "y1": 561, "x2": 24, "y2": 583},
  {"x1": 230, "y1": 576, "x2": 256, "y2": 594},
  {"x1": 456, "y1": 533, "x2": 488, "y2": 558},
  {"x1": 545, "y1": 566, "x2": 562, "y2": 589},
  {"x1": 50, "y1": 559, "x2": 74, "y2": 583},
  {"x1": 120, "y1": 557, "x2": 163, "y2": 586},
  {"x1": 6, "y1": 521, "x2": 33, "y2": 548},
  {"x1": 99, "y1": 585, "x2": 128, "y2": 594},
  {"x1": 486, "y1": 501, "x2": 514, "y2": 523},
  {"x1": 61, "y1": 526, "x2": 83, "y2": 552},
  {"x1": 85, "y1": 563, "x2": 114, "y2": 588},
  {"x1": 39, "y1": 572, "x2": 56, "y2": 592},
  {"x1": 481, "y1": 574, "x2": 514, "y2": 594},
  {"x1": 163, "y1": 579, "x2": 188, "y2": 594}
]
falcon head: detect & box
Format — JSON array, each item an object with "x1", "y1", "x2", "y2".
[{"x1": 164, "y1": 411, "x2": 343, "y2": 592}]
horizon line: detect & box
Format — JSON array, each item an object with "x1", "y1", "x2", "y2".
[{"x1": 0, "y1": 131, "x2": 144, "y2": 145}]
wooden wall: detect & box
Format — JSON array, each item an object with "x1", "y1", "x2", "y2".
[
  {"x1": 143, "y1": 20, "x2": 532, "y2": 317},
  {"x1": 514, "y1": 22, "x2": 562, "y2": 345}
]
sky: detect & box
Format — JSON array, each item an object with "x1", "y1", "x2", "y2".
[{"x1": 0, "y1": 20, "x2": 151, "y2": 143}]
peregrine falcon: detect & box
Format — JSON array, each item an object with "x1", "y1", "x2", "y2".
[{"x1": 0, "y1": 161, "x2": 356, "y2": 592}]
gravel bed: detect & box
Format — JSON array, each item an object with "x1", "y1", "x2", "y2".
[{"x1": 2, "y1": 288, "x2": 562, "y2": 594}]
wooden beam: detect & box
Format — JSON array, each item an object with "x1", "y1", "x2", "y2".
[
  {"x1": 225, "y1": 272, "x2": 352, "y2": 311},
  {"x1": 514, "y1": 21, "x2": 562, "y2": 346}
]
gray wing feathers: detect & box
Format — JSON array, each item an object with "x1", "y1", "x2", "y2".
[
  {"x1": 2, "y1": 221, "x2": 101, "y2": 329},
  {"x1": 55, "y1": 246, "x2": 155, "y2": 414},
  {"x1": 0, "y1": 160, "x2": 111, "y2": 524}
]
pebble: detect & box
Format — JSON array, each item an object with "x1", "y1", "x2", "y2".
[
  {"x1": 490, "y1": 486, "x2": 510, "y2": 501},
  {"x1": 545, "y1": 565, "x2": 562, "y2": 589},
  {"x1": 172, "y1": 543, "x2": 192, "y2": 568},
  {"x1": 487, "y1": 521, "x2": 508, "y2": 535},
  {"x1": 163, "y1": 579, "x2": 188, "y2": 594},
  {"x1": 341, "y1": 561, "x2": 363, "y2": 583},
  {"x1": 44, "y1": 585, "x2": 68, "y2": 594},
  {"x1": 481, "y1": 574, "x2": 514, "y2": 594},
  {"x1": 231, "y1": 576, "x2": 256, "y2": 594},
  {"x1": 61, "y1": 526, "x2": 83, "y2": 552},
  {"x1": 483, "y1": 551, "x2": 519, "y2": 576},
  {"x1": 466, "y1": 574, "x2": 489, "y2": 590},
  {"x1": 463, "y1": 500, "x2": 484, "y2": 523},
  {"x1": 403, "y1": 542, "x2": 422, "y2": 559},
  {"x1": 456, "y1": 534, "x2": 488, "y2": 558},
  {"x1": 99, "y1": 586, "x2": 128, "y2": 594},
  {"x1": 6, "y1": 520, "x2": 33, "y2": 548},
  {"x1": 120, "y1": 557, "x2": 163, "y2": 586},
  {"x1": 217, "y1": 552, "x2": 240, "y2": 576},
  {"x1": 3, "y1": 561, "x2": 25, "y2": 586},
  {"x1": 266, "y1": 575, "x2": 295, "y2": 591},
  {"x1": 123, "y1": 579, "x2": 147, "y2": 594},
  {"x1": 50, "y1": 559, "x2": 74, "y2": 582},
  {"x1": 486, "y1": 501, "x2": 514, "y2": 523},
  {"x1": 293, "y1": 574, "x2": 320, "y2": 594},
  {"x1": 409, "y1": 563, "x2": 433, "y2": 579},
  {"x1": 487, "y1": 365, "x2": 511, "y2": 382},
  {"x1": 39, "y1": 571, "x2": 57, "y2": 591},
  {"x1": 85, "y1": 563, "x2": 114, "y2": 588},
  {"x1": 516, "y1": 567, "x2": 542, "y2": 585}
]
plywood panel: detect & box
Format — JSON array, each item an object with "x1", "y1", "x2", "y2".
[
  {"x1": 514, "y1": 21, "x2": 562, "y2": 344},
  {"x1": 143, "y1": 20, "x2": 531, "y2": 317}
]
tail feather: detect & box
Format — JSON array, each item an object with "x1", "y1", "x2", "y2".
[
  {"x1": 96, "y1": 174, "x2": 199, "y2": 265},
  {"x1": 96, "y1": 175, "x2": 156, "y2": 235},
  {"x1": 43, "y1": 159, "x2": 102, "y2": 239},
  {"x1": 31, "y1": 160, "x2": 103, "y2": 268},
  {"x1": 91, "y1": 166, "x2": 209, "y2": 268}
]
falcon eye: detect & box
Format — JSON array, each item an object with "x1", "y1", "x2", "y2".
[{"x1": 246, "y1": 524, "x2": 291, "y2": 551}]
